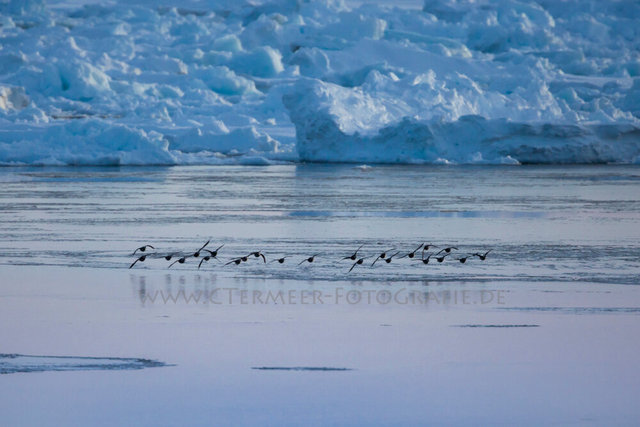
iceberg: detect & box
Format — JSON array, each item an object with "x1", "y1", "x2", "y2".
[{"x1": 0, "y1": 0, "x2": 638, "y2": 165}]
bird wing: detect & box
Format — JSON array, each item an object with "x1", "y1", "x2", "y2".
[
  {"x1": 129, "y1": 259, "x2": 139, "y2": 269},
  {"x1": 348, "y1": 262, "x2": 358, "y2": 273},
  {"x1": 198, "y1": 240, "x2": 210, "y2": 251}
]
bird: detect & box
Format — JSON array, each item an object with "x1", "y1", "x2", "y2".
[
  {"x1": 371, "y1": 248, "x2": 395, "y2": 266},
  {"x1": 456, "y1": 255, "x2": 471, "y2": 264},
  {"x1": 202, "y1": 244, "x2": 224, "y2": 261},
  {"x1": 440, "y1": 246, "x2": 458, "y2": 253},
  {"x1": 198, "y1": 251, "x2": 223, "y2": 269},
  {"x1": 168, "y1": 256, "x2": 187, "y2": 268},
  {"x1": 225, "y1": 256, "x2": 248, "y2": 266},
  {"x1": 399, "y1": 244, "x2": 423, "y2": 259},
  {"x1": 342, "y1": 244, "x2": 364, "y2": 261},
  {"x1": 298, "y1": 254, "x2": 320, "y2": 265},
  {"x1": 435, "y1": 253, "x2": 450, "y2": 263},
  {"x1": 248, "y1": 251, "x2": 266, "y2": 263},
  {"x1": 270, "y1": 257, "x2": 288, "y2": 264},
  {"x1": 473, "y1": 250, "x2": 492, "y2": 261},
  {"x1": 129, "y1": 255, "x2": 147, "y2": 269},
  {"x1": 132, "y1": 245, "x2": 154, "y2": 255},
  {"x1": 382, "y1": 251, "x2": 401, "y2": 264},
  {"x1": 422, "y1": 243, "x2": 438, "y2": 251},
  {"x1": 348, "y1": 257, "x2": 366, "y2": 273},
  {"x1": 163, "y1": 253, "x2": 175, "y2": 261},
  {"x1": 415, "y1": 252, "x2": 433, "y2": 265},
  {"x1": 192, "y1": 240, "x2": 210, "y2": 258}
]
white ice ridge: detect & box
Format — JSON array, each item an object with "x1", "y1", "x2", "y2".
[{"x1": 0, "y1": 0, "x2": 639, "y2": 165}]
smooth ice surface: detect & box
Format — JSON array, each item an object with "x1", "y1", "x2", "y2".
[
  {"x1": 1, "y1": 0, "x2": 640, "y2": 165},
  {"x1": 1, "y1": 165, "x2": 640, "y2": 425}
]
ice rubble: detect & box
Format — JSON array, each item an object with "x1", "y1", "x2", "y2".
[{"x1": 0, "y1": 0, "x2": 639, "y2": 165}]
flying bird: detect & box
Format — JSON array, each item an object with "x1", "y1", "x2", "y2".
[
  {"x1": 192, "y1": 240, "x2": 210, "y2": 258},
  {"x1": 298, "y1": 254, "x2": 320, "y2": 265},
  {"x1": 456, "y1": 255, "x2": 471, "y2": 264},
  {"x1": 198, "y1": 251, "x2": 224, "y2": 269},
  {"x1": 202, "y1": 244, "x2": 224, "y2": 261},
  {"x1": 435, "y1": 253, "x2": 450, "y2": 263},
  {"x1": 248, "y1": 251, "x2": 266, "y2": 263},
  {"x1": 270, "y1": 257, "x2": 288, "y2": 264},
  {"x1": 382, "y1": 251, "x2": 401, "y2": 264},
  {"x1": 225, "y1": 256, "x2": 248, "y2": 266},
  {"x1": 415, "y1": 252, "x2": 433, "y2": 265},
  {"x1": 422, "y1": 243, "x2": 437, "y2": 251},
  {"x1": 348, "y1": 257, "x2": 366, "y2": 273},
  {"x1": 342, "y1": 244, "x2": 364, "y2": 261},
  {"x1": 132, "y1": 245, "x2": 154, "y2": 255},
  {"x1": 400, "y1": 244, "x2": 423, "y2": 259},
  {"x1": 371, "y1": 248, "x2": 395, "y2": 266},
  {"x1": 168, "y1": 256, "x2": 187, "y2": 268},
  {"x1": 473, "y1": 250, "x2": 492, "y2": 261},
  {"x1": 129, "y1": 255, "x2": 147, "y2": 269}
]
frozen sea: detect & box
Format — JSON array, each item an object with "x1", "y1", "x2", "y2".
[{"x1": 1, "y1": 164, "x2": 640, "y2": 425}]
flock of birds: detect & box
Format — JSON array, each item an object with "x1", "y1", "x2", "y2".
[{"x1": 129, "y1": 241, "x2": 492, "y2": 272}]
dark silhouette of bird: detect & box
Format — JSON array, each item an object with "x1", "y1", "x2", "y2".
[
  {"x1": 342, "y1": 244, "x2": 364, "y2": 261},
  {"x1": 440, "y1": 246, "x2": 458, "y2": 253},
  {"x1": 132, "y1": 245, "x2": 154, "y2": 255},
  {"x1": 348, "y1": 257, "x2": 366, "y2": 273},
  {"x1": 456, "y1": 255, "x2": 471, "y2": 264},
  {"x1": 201, "y1": 244, "x2": 224, "y2": 262},
  {"x1": 168, "y1": 256, "x2": 187, "y2": 268},
  {"x1": 164, "y1": 253, "x2": 175, "y2": 261},
  {"x1": 198, "y1": 251, "x2": 224, "y2": 269},
  {"x1": 298, "y1": 254, "x2": 320, "y2": 265},
  {"x1": 192, "y1": 240, "x2": 210, "y2": 258},
  {"x1": 225, "y1": 258, "x2": 242, "y2": 266},
  {"x1": 422, "y1": 243, "x2": 438, "y2": 252},
  {"x1": 435, "y1": 253, "x2": 450, "y2": 263},
  {"x1": 248, "y1": 251, "x2": 266, "y2": 263},
  {"x1": 371, "y1": 248, "x2": 395, "y2": 266},
  {"x1": 270, "y1": 257, "x2": 288, "y2": 264},
  {"x1": 400, "y1": 244, "x2": 423, "y2": 259},
  {"x1": 473, "y1": 250, "x2": 492, "y2": 261},
  {"x1": 129, "y1": 255, "x2": 147, "y2": 269},
  {"x1": 415, "y1": 252, "x2": 433, "y2": 265},
  {"x1": 382, "y1": 251, "x2": 401, "y2": 264}
]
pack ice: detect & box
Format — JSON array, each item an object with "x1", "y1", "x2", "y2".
[{"x1": 0, "y1": 0, "x2": 639, "y2": 165}]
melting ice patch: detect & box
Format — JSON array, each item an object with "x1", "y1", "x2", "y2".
[
  {"x1": 0, "y1": 0, "x2": 639, "y2": 165},
  {"x1": 0, "y1": 353, "x2": 170, "y2": 374}
]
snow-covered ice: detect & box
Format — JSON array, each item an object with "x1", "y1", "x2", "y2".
[{"x1": 1, "y1": 0, "x2": 639, "y2": 165}]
